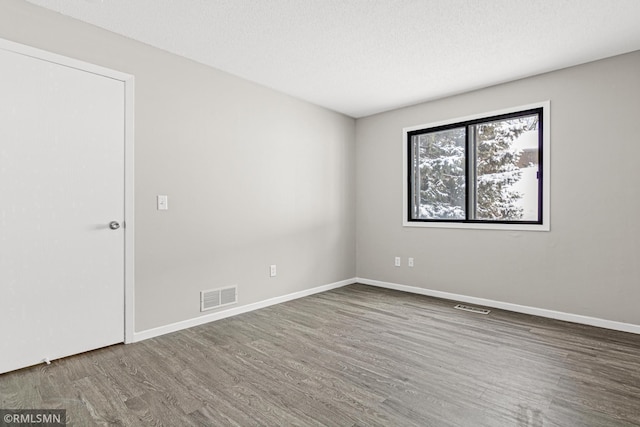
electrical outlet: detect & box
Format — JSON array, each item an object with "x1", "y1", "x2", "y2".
[
  {"x1": 270, "y1": 264, "x2": 277, "y2": 277},
  {"x1": 394, "y1": 257, "x2": 401, "y2": 267},
  {"x1": 408, "y1": 257, "x2": 414, "y2": 267}
]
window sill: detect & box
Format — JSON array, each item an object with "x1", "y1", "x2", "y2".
[{"x1": 402, "y1": 220, "x2": 550, "y2": 231}]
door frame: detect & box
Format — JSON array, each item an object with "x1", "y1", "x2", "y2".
[{"x1": 0, "y1": 38, "x2": 136, "y2": 344}]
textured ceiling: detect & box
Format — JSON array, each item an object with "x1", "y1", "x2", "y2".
[{"x1": 25, "y1": 0, "x2": 640, "y2": 118}]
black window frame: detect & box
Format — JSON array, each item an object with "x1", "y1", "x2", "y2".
[{"x1": 406, "y1": 107, "x2": 544, "y2": 225}]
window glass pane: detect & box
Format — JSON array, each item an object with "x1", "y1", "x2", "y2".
[
  {"x1": 412, "y1": 127, "x2": 466, "y2": 219},
  {"x1": 474, "y1": 114, "x2": 539, "y2": 221}
]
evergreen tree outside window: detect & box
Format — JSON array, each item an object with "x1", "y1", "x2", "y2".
[{"x1": 404, "y1": 103, "x2": 550, "y2": 231}]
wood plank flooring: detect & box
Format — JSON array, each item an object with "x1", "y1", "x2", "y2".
[{"x1": 1, "y1": 284, "x2": 639, "y2": 426}]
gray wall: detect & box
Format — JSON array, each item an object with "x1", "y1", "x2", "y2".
[
  {"x1": 0, "y1": 0, "x2": 356, "y2": 332},
  {"x1": 356, "y1": 51, "x2": 640, "y2": 325},
  {"x1": 3, "y1": 0, "x2": 638, "y2": 332}
]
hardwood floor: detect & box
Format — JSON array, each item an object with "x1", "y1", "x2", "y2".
[{"x1": 1, "y1": 284, "x2": 639, "y2": 426}]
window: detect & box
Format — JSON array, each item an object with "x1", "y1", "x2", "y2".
[{"x1": 403, "y1": 102, "x2": 550, "y2": 231}]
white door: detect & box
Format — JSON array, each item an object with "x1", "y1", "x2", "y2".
[{"x1": 0, "y1": 45, "x2": 126, "y2": 374}]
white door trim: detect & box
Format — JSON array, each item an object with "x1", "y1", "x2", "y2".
[{"x1": 0, "y1": 38, "x2": 136, "y2": 344}]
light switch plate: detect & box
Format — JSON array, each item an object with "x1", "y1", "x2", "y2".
[{"x1": 157, "y1": 195, "x2": 168, "y2": 210}]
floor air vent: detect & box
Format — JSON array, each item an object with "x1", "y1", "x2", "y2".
[
  {"x1": 454, "y1": 304, "x2": 491, "y2": 315},
  {"x1": 201, "y1": 286, "x2": 237, "y2": 312}
]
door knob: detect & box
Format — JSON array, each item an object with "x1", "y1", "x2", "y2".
[{"x1": 109, "y1": 221, "x2": 121, "y2": 230}]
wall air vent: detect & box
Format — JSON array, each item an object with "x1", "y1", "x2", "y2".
[
  {"x1": 454, "y1": 304, "x2": 491, "y2": 315},
  {"x1": 201, "y1": 286, "x2": 237, "y2": 312}
]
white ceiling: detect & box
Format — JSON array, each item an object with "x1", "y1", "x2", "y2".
[{"x1": 26, "y1": 0, "x2": 640, "y2": 118}]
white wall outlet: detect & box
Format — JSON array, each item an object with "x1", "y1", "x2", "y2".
[
  {"x1": 157, "y1": 195, "x2": 168, "y2": 210},
  {"x1": 394, "y1": 257, "x2": 401, "y2": 267},
  {"x1": 408, "y1": 257, "x2": 414, "y2": 267},
  {"x1": 270, "y1": 264, "x2": 277, "y2": 277}
]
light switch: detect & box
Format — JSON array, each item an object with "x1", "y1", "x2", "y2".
[{"x1": 157, "y1": 195, "x2": 168, "y2": 210}]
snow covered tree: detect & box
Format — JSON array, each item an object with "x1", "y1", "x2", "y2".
[
  {"x1": 475, "y1": 116, "x2": 538, "y2": 220},
  {"x1": 413, "y1": 115, "x2": 538, "y2": 221},
  {"x1": 413, "y1": 127, "x2": 466, "y2": 219}
]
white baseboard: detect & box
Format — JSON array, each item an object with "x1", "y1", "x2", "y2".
[
  {"x1": 357, "y1": 277, "x2": 640, "y2": 335},
  {"x1": 132, "y1": 276, "x2": 640, "y2": 342},
  {"x1": 132, "y1": 278, "x2": 355, "y2": 342}
]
